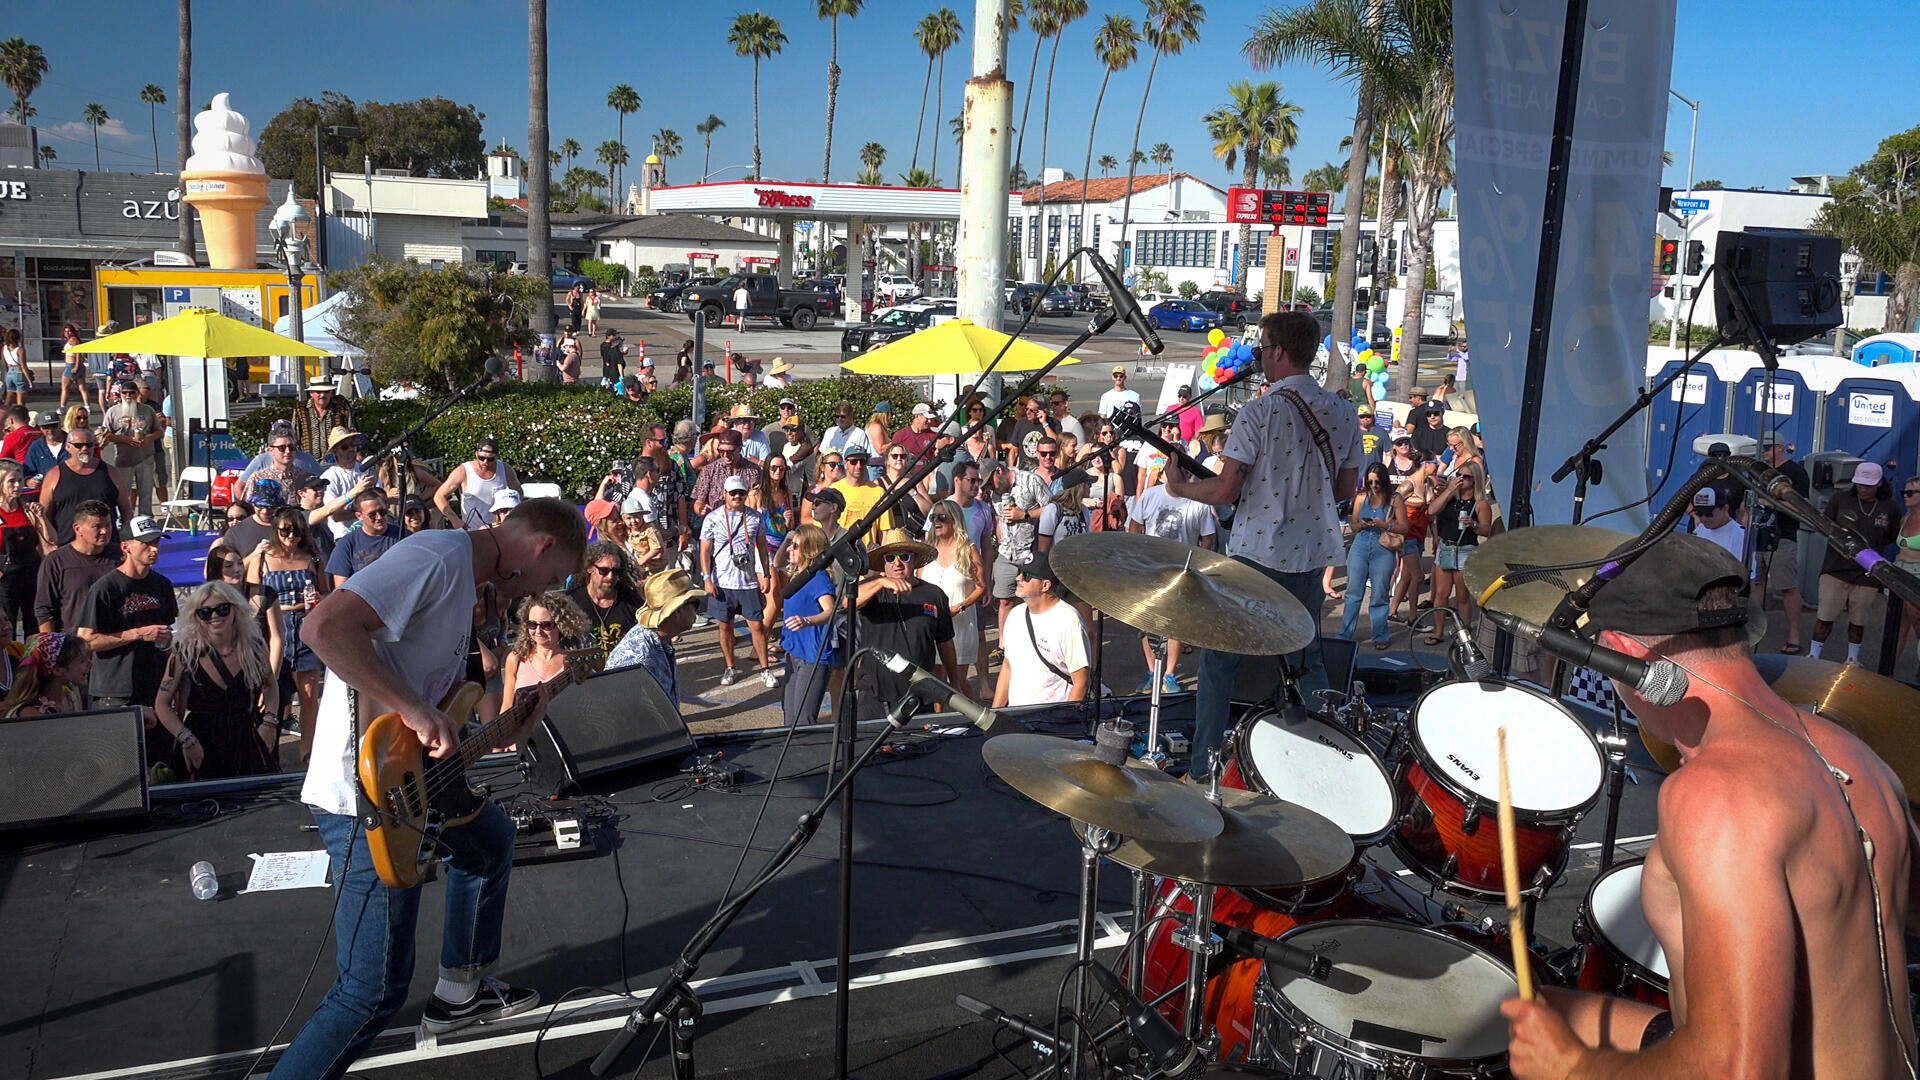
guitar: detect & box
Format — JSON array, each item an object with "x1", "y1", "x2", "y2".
[{"x1": 358, "y1": 650, "x2": 599, "y2": 888}]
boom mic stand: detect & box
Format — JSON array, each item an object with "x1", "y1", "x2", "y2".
[{"x1": 361, "y1": 356, "x2": 504, "y2": 535}]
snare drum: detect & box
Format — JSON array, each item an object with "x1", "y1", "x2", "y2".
[
  {"x1": 1253, "y1": 919, "x2": 1517, "y2": 1077},
  {"x1": 1391, "y1": 680, "x2": 1604, "y2": 898},
  {"x1": 1223, "y1": 707, "x2": 1399, "y2": 849},
  {"x1": 1575, "y1": 859, "x2": 1671, "y2": 1008}
]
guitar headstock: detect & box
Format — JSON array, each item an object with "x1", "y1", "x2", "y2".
[{"x1": 562, "y1": 647, "x2": 606, "y2": 683}]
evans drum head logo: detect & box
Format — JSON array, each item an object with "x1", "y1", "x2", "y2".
[{"x1": 1446, "y1": 753, "x2": 1483, "y2": 783}]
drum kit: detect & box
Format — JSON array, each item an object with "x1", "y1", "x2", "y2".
[{"x1": 971, "y1": 527, "x2": 1920, "y2": 1078}]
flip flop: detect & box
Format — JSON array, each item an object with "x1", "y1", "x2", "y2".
[{"x1": 1780, "y1": 642, "x2": 1803, "y2": 654}]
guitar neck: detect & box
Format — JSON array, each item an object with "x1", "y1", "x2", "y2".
[{"x1": 433, "y1": 663, "x2": 590, "y2": 777}]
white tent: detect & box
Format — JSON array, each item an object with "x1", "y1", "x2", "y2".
[{"x1": 272, "y1": 291, "x2": 363, "y2": 360}]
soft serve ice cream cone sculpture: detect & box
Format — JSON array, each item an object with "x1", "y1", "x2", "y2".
[{"x1": 181, "y1": 92, "x2": 269, "y2": 269}]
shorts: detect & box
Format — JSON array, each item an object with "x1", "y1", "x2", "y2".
[
  {"x1": 707, "y1": 584, "x2": 766, "y2": 623},
  {"x1": 1816, "y1": 575, "x2": 1880, "y2": 626},
  {"x1": 1755, "y1": 538, "x2": 1800, "y2": 595},
  {"x1": 992, "y1": 556, "x2": 1023, "y2": 600},
  {"x1": 3, "y1": 371, "x2": 27, "y2": 393},
  {"x1": 63, "y1": 363, "x2": 87, "y2": 380},
  {"x1": 1435, "y1": 541, "x2": 1476, "y2": 572}
]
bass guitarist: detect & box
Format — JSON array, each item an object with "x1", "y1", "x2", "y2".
[{"x1": 273, "y1": 498, "x2": 588, "y2": 1080}]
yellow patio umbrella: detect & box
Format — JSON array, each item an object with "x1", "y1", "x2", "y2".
[
  {"x1": 840, "y1": 318, "x2": 1082, "y2": 375},
  {"x1": 63, "y1": 306, "x2": 333, "y2": 359}
]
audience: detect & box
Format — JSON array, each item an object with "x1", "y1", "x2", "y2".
[
  {"x1": 252, "y1": 506, "x2": 330, "y2": 762},
  {"x1": 33, "y1": 499, "x2": 117, "y2": 634},
  {"x1": 777, "y1": 524, "x2": 839, "y2": 725},
  {"x1": 993, "y1": 551, "x2": 1089, "y2": 708},
  {"x1": 608, "y1": 569, "x2": 703, "y2": 711},
  {"x1": 502, "y1": 591, "x2": 589, "y2": 698},
  {"x1": 569, "y1": 540, "x2": 646, "y2": 659},
  {"x1": 921, "y1": 500, "x2": 988, "y2": 698}
]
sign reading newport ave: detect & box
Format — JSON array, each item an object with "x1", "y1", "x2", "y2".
[{"x1": 754, "y1": 188, "x2": 814, "y2": 209}]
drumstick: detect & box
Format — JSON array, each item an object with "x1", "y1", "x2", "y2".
[{"x1": 1496, "y1": 727, "x2": 1536, "y2": 1001}]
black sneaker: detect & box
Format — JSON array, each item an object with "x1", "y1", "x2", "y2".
[{"x1": 421, "y1": 977, "x2": 541, "y2": 1034}]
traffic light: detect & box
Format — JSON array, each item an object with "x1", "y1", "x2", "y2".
[
  {"x1": 1658, "y1": 237, "x2": 1680, "y2": 275},
  {"x1": 1685, "y1": 239, "x2": 1706, "y2": 275}
]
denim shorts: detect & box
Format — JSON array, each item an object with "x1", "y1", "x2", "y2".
[{"x1": 1435, "y1": 541, "x2": 1476, "y2": 571}]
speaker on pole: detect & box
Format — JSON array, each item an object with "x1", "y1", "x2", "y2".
[
  {"x1": 0, "y1": 708, "x2": 150, "y2": 831},
  {"x1": 520, "y1": 662, "x2": 694, "y2": 795}
]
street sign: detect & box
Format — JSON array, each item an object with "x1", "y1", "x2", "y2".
[
  {"x1": 686, "y1": 251, "x2": 719, "y2": 260},
  {"x1": 923, "y1": 263, "x2": 956, "y2": 272},
  {"x1": 1672, "y1": 197, "x2": 1709, "y2": 212},
  {"x1": 1285, "y1": 248, "x2": 1299, "y2": 266}
]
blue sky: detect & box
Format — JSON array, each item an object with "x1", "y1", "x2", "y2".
[{"x1": 13, "y1": 1, "x2": 1916, "y2": 191}]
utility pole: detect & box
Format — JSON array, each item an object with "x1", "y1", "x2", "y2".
[
  {"x1": 1667, "y1": 89, "x2": 1698, "y2": 351},
  {"x1": 957, "y1": 0, "x2": 1013, "y2": 342}
]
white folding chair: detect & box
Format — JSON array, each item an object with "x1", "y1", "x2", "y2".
[
  {"x1": 158, "y1": 465, "x2": 215, "y2": 534},
  {"x1": 522, "y1": 481, "x2": 564, "y2": 500}
]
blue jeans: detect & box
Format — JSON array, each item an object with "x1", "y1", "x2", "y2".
[
  {"x1": 270, "y1": 802, "x2": 516, "y2": 1080},
  {"x1": 784, "y1": 657, "x2": 833, "y2": 725},
  {"x1": 1194, "y1": 561, "x2": 1328, "y2": 776},
  {"x1": 1340, "y1": 534, "x2": 1397, "y2": 645}
]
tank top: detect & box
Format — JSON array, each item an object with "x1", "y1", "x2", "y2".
[
  {"x1": 919, "y1": 554, "x2": 972, "y2": 611},
  {"x1": 459, "y1": 461, "x2": 508, "y2": 529},
  {"x1": 48, "y1": 461, "x2": 121, "y2": 544},
  {"x1": 3, "y1": 344, "x2": 22, "y2": 372}
]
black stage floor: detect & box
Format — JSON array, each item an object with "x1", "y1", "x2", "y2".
[{"x1": 2, "y1": 692, "x2": 1665, "y2": 1080}]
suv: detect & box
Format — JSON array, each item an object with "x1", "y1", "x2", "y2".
[
  {"x1": 874, "y1": 274, "x2": 921, "y2": 303},
  {"x1": 1195, "y1": 291, "x2": 1257, "y2": 328}
]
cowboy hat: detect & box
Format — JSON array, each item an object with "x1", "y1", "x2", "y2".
[
  {"x1": 768, "y1": 357, "x2": 793, "y2": 375},
  {"x1": 639, "y1": 569, "x2": 704, "y2": 629},
  {"x1": 327, "y1": 425, "x2": 362, "y2": 451},
  {"x1": 727, "y1": 402, "x2": 759, "y2": 422},
  {"x1": 1198, "y1": 411, "x2": 1231, "y2": 436},
  {"x1": 306, "y1": 376, "x2": 337, "y2": 392},
  {"x1": 868, "y1": 527, "x2": 936, "y2": 565}
]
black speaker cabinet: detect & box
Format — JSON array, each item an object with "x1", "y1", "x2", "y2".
[
  {"x1": 1714, "y1": 227, "x2": 1843, "y2": 347},
  {"x1": 521, "y1": 663, "x2": 694, "y2": 794},
  {"x1": 0, "y1": 707, "x2": 150, "y2": 831}
]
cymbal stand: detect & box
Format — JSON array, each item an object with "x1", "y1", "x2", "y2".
[
  {"x1": 1143, "y1": 635, "x2": 1170, "y2": 761},
  {"x1": 1597, "y1": 693, "x2": 1635, "y2": 872},
  {"x1": 1068, "y1": 821, "x2": 1122, "y2": 1080},
  {"x1": 1172, "y1": 737, "x2": 1232, "y2": 1048}
]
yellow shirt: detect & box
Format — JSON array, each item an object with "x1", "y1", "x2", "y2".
[{"x1": 830, "y1": 478, "x2": 884, "y2": 526}]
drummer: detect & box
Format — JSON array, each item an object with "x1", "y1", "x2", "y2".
[{"x1": 1501, "y1": 532, "x2": 1915, "y2": 1078}]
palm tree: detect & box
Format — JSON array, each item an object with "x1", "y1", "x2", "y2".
[
  {"x1": 1078, "y1": 14, "x2": 1139, "y2": 277},
  {"x1": 924, "y1": 7, "x2": 963, "y2": 187},
  {"x1": 854, "y1": 166, "x2": 884, "y2": 185},
  {"x1": 910, "y1": 9, "x2": 962, "y2": 177},
  {"x1": 140, "y1": 84, "x2": 167, "y2": 171},
  {"x1": 548, "y1": 148, "x2": 561, "y2": 169},
  {"x1": 1259, "y1": 152, "x2": 1291, "y2": 186},
  {"x1": 1013, "y1": 0, "x2": 1058, "y2": 183},
  {"x1": 1206, "y1": 79, "x2": 1303, "y2": 290},
  {"x1": 818, "y1": 0, "x2": 863, "y2": 184},
  {"x1": 728, "y1": 12, "x2": 787, "y2": 180},
  {"x1": 1117, "y1": 0, "x2": 1205, "y2": 272},
  {"x1": 0, "y1": 38, "x2": 49, "y2": 124},
  {"x1": 652, "y1": 128, "x2": 681, "y2": 183},
  {"x1": 1098, "y1": 153, "x2": 1118, "y2": 175},
  {"x1": 1148, "y1": 142, "x2": 1173, "y2": 168},
  {"x1": 695, "y1": 114, "x2": 725, "y2": 181},
  {"x1": 860, "y1": 141, "x2": 886, "y2": 175},
  {"x1": 606, "y1": 84, "x2": 641, "y2": 198},
  {"x1": 1397, "y1": 83, "x2": 1454, "y2": 392},
  {"x1": 528, "y1": 0, "x2": 551, "y2": 328},
  {"x1": 176, "y1": 0, "x2": 193, "y2": 259},
  {"x1": 38, "y1": 145, "x2": 54, "y2": 164},
  {"x1": 595, "y1": 139, "x2": 628, "y2": 204},
  {"x1": 1301, "y1": 160, "x2": 1343, "y2": 192},
  {"x1": 1034, "y1": 0, "x2": 1088, "y2": 229},
  {"x1": 558, "y1": 137, "x2": 581, "y2": 170},
  {"x1": 1129, "y1": 150, "x2": 1147, "y2": 166},
  {"x1": 82, "y1": 103, "x2": 109, "y2": 171},
  {"x1": 949, "y1": 113, "x2": 966, "y2": 149}
]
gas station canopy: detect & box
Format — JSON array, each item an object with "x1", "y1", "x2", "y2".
[{"x1": 648, "y1": 180, "x2": 1021, "y2": 225}]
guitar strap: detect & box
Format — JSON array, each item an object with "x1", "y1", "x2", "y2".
[{"x1": 347, "y1": 684, "x2": 382, "y2": 831}]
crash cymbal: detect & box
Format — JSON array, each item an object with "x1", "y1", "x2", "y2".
[
  {"x1": 1048, "y1": 533, "x2": 1315, "y2": 655},
  {"x1": 1464, "y1": 525, "x2": 1638, "y2": 626},
  {"x1": 1639, "y1": 655, "x2": 1920, "y2": 808},
  {"x1": 984, "y1": 733, "x2": 1224, "y2": 843},
  {"x1": 1092, "y1": 784, "x2": 1355, "y2": 889}
]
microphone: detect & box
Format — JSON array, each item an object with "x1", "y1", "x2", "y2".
[
  {"x1": 1212, "y1": 923, "x2": 1374, "y2": 994},
  {"x1": 1085, "y1": 962, "x2": 1205, "y2": 1080},
  {"x1": 873, "y1": 649, "x2": 1001, "y2": 731},
  {"x1": 1447, "y1": 616, "x2": 1492, "y2": 682},
  {"x1": 1481, "y1": 609, "x2": 1690, "y2": 706},
  {"x1": 1088, "y1": 251, "x2": 1165, "y2": 356},
  {"x1": 954, "y1": 994, "x2": 1060, "y2": 1050}
]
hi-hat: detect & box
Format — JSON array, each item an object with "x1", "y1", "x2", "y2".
[
  {"x1": 983, "y1": 734, "x2": 1223, "y2": 843},
  {"x1": 1464, "y1": 525, "x2": 1637, "y2": 625},
  {"x1": 1094, "y1": 784, "x2": 1354, "y2": 888},
  {"x1": 1048, "y1": 533, "x2": 1314, "y2": 655}
]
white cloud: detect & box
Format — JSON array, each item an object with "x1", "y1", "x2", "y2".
[{"x1": 45, "y1": 116, "x2": 136, "y2": 141}]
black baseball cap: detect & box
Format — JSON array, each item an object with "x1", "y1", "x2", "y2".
[
  {"x1": 1582, "y1": 532, "x2": 1751, "y2": 637},
  {"x1": 1019, "y1": 550, "x2": 1058, "y2": 585}
]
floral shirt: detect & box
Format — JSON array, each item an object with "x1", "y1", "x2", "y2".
[{"x1": 606, "y1": 624, "x2": 678, "y2": 707}]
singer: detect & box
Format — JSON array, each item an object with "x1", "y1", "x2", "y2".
[
  {"x1": 1165, "y1": 311, "x2": 1363, "y2": 774},
  {"x1": 1502, "y1": 532, "x2": 1915, "y2": 1079}
]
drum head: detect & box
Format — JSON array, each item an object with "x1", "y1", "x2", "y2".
[
  {"x1": 1269, "y1": 919, "x2": 1516, "y2": 1066},
  {"x1": 1587, "y1": 860, "x2": 1670, "y2": 980},
  {"x1": 1241, "y1": 710, "x2": 1397, "y2": 839},
  {"x1": 1412, "y1": 682, "x2": 1604, "y2": 813}
]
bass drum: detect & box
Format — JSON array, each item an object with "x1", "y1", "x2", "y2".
[
  {"x1": 1575, "y1": 859, "x2": 1671, "y2": 1008},
  {"x1": 1137, "y1": 860, "x2": 1458, "y2": 1064}
]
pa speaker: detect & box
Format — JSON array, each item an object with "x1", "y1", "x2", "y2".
[
  {"x1": 521, "y1": 663, "x2": 694, "y2": 795},
  {"x1": 1714, "y1": 228, "x2": 1843, "y2": 348},
  {"x1": 0, "y1": 708, "x2": 150, "y2": 831}
]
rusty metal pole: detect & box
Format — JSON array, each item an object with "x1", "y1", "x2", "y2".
[{"x1": 957, "y1": 0, "x2": 1013, "y2": 349}]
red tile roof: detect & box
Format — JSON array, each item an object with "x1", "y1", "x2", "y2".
[{"x1": 1018, "y1": 171, "x2": 1222, "y2": 205}]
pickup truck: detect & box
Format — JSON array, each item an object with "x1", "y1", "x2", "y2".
[
  {"x1": 1195, "y1": 290, "x2": 1257, "y2": 328},
  {"x1": 679, "y1": 274, "x2": 836, "y2": 331}
]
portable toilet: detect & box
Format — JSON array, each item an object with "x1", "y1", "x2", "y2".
[
  {"x1": 1821, "y1": 366, "x2": 1920, "y2": 483},
  {"x1": 1646, "y1": 347, "x2": 1741, "y2": 510},
  {"x1": 1731, "y1": 356, "x2": 1821, "y2": 456},
  {"x1": 1853, "y1": 333, "x2": 1920, "y2": 367}
]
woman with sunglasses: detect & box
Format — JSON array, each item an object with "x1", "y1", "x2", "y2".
[
  {"x1": 778, "y1": 525, "x2": 839, "y2": 725},
  {"x1": 749, "y1": 455, "x2": 796, "y2": 635},
  {"x1": 802, "y1": 453, "x2": 847, "y2": 525},
  {"x1": 0, "y1": 630, "x2": 90, "y2": 717},
  {"x1": 880, "y1": 445, "x2": 934, "y2": 537},
  {"x1": 1340, "y1": 463, "x2": 1406, "y2": 651},
  {"x1": 152, "y1": 582, "x2": 280, "y2": 779},
  {"x1": 251, "y1": 507, "x2": 330, "y2": 761},
  {"x1": 921, "y1": 500, "x2": 988, "y2": 697},
  {"x1": 502, "y1": 591, "x2": 588, "y2": 703}
]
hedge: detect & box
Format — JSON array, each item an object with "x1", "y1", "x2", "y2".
[{"x1": 230, "y1": 373, "x2": 917, "y2": 498}]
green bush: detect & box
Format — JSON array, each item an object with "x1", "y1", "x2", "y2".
[
  {"x1": 631, "y1": 267, "x2": 660, "y2": 297},
  {"x1": 231, "y1": 374, "x2": 916, "y2": 498},
  {"x1": 1647, "y1": 320, "x2": 1723, "y2": 345},
  {"x1": 1177, "y1": 280, "x2": 1200, "y2": 299},
  {"x1": 580, "y1": 258, "x2": 629, "y2": 293}
]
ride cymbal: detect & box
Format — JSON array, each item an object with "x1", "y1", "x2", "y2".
[
  {"x1": 1096, "y1": 784, "x2": 1354, "y2": 888},
  {"x1": 1048, "y1": 533, "x2": 1315, "y2": 655},
  {"x1": 1464, "y1": 525, "x2": 1637, "y2": 626},
  {"x1": 983, "y1": 734, "x2": 1223, "y2": 843}
]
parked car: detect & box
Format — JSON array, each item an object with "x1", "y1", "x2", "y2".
[
  {"x1": 1147, "y1": 299, "x2": 1224, "y2": 333},
  {"x1": 875, "y1": 274, "x2": 922, "y2": 303},
  {"x1": 1007, "y1": 283, "x2": 1074, "y2": 317},
  {"x1": 871, "y1": 295, "x2": 949, "y2": 321},
  {"x1": 550, "y1": 269, "x2": 593, "y2": 291},
  {"x1": 841, "y1": 300, "x2": 957, "y2": 356},
  {"x1": 1195, "y1": 290, "x2": 1257, "y2": 328},
  {"x1": 647, "y1": 276, "x2": 719, "y2": 313},
  {"x1": 1067, "y1": 283, "x2": 1104, "y2": 312},
  {"x1": 680, "y1": 274, "x2": 836, "y2": 330}
]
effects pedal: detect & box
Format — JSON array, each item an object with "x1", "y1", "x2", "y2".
[{"x1": 682, "y1": 751, "x2": 744, "y2": 792}]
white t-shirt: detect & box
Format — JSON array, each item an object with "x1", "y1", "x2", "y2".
[
  {"x1": 733, "y1": 286, "x2": 751, "y2": 313},
  {"x1": 819, "y1": 424, "x2": 873, "y2": 458},
  {"x1": 1131, "y1": 484, "x2": 1217, "y2": 547},
  {"x1": 1694, "y1": 516, "x2": 1749, "y2": 569},
  {"x1": 322, "y1": 463, "x2": 372, "y2": 538},
  {"x1": 302, "y1": 530, "x2": 477, "y2": 816},
  {"x1": 1098, "y1": 387, "x2": 1141, "y2": 418},
  {"x1": 701, "y1": 506, "x2": 764, "y2": 590},
  {"x1": 1003, "y1": 598, "x2": 1089, "y2": 707},
  {"x1": 1220, "y1": 374, "x2": 1365, "y2": 574}
]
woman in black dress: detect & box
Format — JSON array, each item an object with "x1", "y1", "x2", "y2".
[{"x1": 152, "y1": 581, "x2": 281, "y2": 779}]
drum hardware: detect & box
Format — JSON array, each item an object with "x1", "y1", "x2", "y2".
[
  {"x1": 1144, "y1": 634, "x2": 1172, "y2": 763},
  {"x1": 1048, "y1": 533, "x2": 1317, "y2": 657},
  {"x1": 1596, "y1": 714, "x2": 1637, "y2": 872}
]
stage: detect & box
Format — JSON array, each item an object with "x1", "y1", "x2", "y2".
[{"x1": 1, "y1": 699, "x2": 1665, "y2": 1080}]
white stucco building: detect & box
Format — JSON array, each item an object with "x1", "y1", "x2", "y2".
[{"x1": 323, "y1": 172, "x2": 489, "y2": 269}]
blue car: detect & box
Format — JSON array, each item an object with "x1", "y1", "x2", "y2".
[{"x1": 1148, "y1": 299, "x2": 1224, "y2": 333}]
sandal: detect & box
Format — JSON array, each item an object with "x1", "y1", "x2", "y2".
[
  {"x1": 1421, "y1": 633, "x2": 1445, "y2": 646},
  {"x1": 1373, "y1": 640, "x2": 1390, "y2": 651},
  {"x1": 1780, "y1": 642, "x2": 1803, "y2": 654}
]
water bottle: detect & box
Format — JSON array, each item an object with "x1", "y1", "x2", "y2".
[{"x1": 190, "y1": 861, "x2": 218, "y2": 900}]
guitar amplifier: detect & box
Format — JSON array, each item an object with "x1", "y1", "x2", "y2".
[
  {"x1": 0, "y1": 707, "x2": 150, "y2": 831},
  {"x1": 520, "y1": 663, "x2": 694, "y2": 795}
]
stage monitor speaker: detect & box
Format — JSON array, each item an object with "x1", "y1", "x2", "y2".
[
  {"x1": 0, "y1": 708, "x2": 150, "y2": 831},
  {"x1": 1714, "y1": 228, "x2": 1843, "y2": 348},
  {"x1": 521, "y1": 663, "x2": 694, "y2": 795}
]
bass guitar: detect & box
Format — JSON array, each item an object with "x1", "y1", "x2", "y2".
[{"x1": 358, "y1": 651, "x2": 598, "y2": 888}]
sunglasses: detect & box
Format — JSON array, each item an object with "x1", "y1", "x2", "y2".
[
  {"x1": 883, "y1": 552, "x2": 914, "y2": 564},
  {"x1": 823, "y1": 459, "x2": 844, "y2": 467},
  {"x1": 1907, "y1": 490, "x2": 1920, "y2": 497},
  {"x1": 363, "y1": 508, "x2": 389, "y2": 518},
  {"x1": 277, "y1": 526, "x2": 299, "y2": 535},
  {"x1": 588, "y1": 564, "x2": 620, "y2": 576},
  {"x1": 888, "y1": 453, "x2": 909, "y2": 460},
  {"x1": 194, "y1": 603, "x2": 234, "y2": 621},
  {"x1": 727, "y1": 490, "x2": 747, "y2": 497},
  {"x1": 525, "y1": 619, "x2": 556, "y2": 632},
  {"x1": 1035, "y1": 449, "x2": 1057, "y2": 457},
  {"x1": 68, "y1": 439, "x2": 95, "y2": 449},
  {"x1": 476, "y1": 454, "x2": 497, "y2": 463},
  {"x1": 269, "y1": 443, "x2": 293, "y2": 452},
  {"x1": 769, "y1": 465, "x2": 788, "y2": 471},
  {"x1": 930, "y1": 514, "x2": 952, "y2": 524}
]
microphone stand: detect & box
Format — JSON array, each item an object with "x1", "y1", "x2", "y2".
[{"x1": 361, "y1": 357, "x2": 502, "y2": 536}]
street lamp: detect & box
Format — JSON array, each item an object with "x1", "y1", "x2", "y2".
[
  {"x1": 1668, "y1": 89, "x2": 1699, "y2": 350},
  {"x1": 269, "y1": 188, "x2": 312, "y2": 349},
  {"x1": 313, "y1": 124, "x2": 360, "y2": 274},
  {"x1": 701, "y1": 163, "x2": 756, "y2": 183}
]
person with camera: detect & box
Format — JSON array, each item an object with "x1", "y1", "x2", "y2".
[{"x1": 701, "y1": 475, "x2": 777, "y2": 689}]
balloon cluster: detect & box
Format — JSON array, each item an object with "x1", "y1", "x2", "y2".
[
  {"x1": 1198, "y1": 327, "x2": 1256, "y2": 390},
  {"x1": 1334, "y1": 331, "x2": 1389, "y2": 404}
]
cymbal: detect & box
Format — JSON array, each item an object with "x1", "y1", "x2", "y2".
[
  {"x1": 1094, "y1": 784, "x2": 1355, "y2": 888},
  {"x1": 1639, "y1": 655, "x2": 1920, "y2": 809},
  {"x1": 1464, "y1": 525, "x2": 1637, "y2": 625},
  {"x1": 983, "y1": 734, "x2": 1224, "y2": 843},
  {"x1": 1048, "y1": 533, "x2": 1315, "y2": 655}
]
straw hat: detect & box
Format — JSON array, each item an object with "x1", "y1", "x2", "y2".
[
  {"x1": 1198, "y1": 411, "x2": 1231, "y2": 436},
  {"x1": 768, "y1": 357, "x2": 793, "y2": 375},
  {"x1": 727, "y1": 402, "x2": 759, "y2": 423},
  {"x1": 868, "y1": 527, "x2": 936, "y2": 565},
  {"x1": 327, "y1": 425, "x2": 362, "y2": 451},
  {"x1": 639, "y1": 569, "x2": 704, "y2": 629}
]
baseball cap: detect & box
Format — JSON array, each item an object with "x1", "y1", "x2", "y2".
[
  {"x1": 808, "y1": 487, "x2": 846, "y2": 509},
  {"x1": 475, "y1": 436, "x2": 499, "y2": 454},
  {"x1": 124, "y1": 514, "x2": 163, "y2": 543},
  {"x1": 723, "y1": 475, "x2": 750, "y2": 493},
  {"x1": 778, "y1": 396, "x2": 798, "y2": 409},
  {"x1": 490, "y1": 488, "x2": 522, "y2": 514},
  {"x1": 911, "y1": 402, "x2": 934, "y2": 417},
  {"x1": 35, "y1": 410, "x2": 60, "y2": 427},
  {"x1": 843, "y1": 445, "x2": 871, "y2": 459},
  {"x1": 1390, "y1": 427, "x2": 1411, "y2": 442},
  {"x1": 872, "y1": 401, "x2": 893, "y2": 415},
  {"x1": 249, "y1": 477, "x2": 285, "y2": 508},
  {"x1": 1854, "y1": 461, "x2": 1885, "y2": 486},
  {"x1": 1110, "y1": 365, "x2": 1127, "y2": 376},
  {"x1": 940, "y1": 422, "x2": 964, "y2": 438},
  {"x1": 1691, "y1": 487, "x2": 1722, "y2": 510},
  {"x1": 1758, "y1": 431, "x2": 1786, "y2": 448},
  {"x1": 1583, "y1": 532, "x2": 1752, "y2": 637},
  {"x1": 1019, "y1": 550, "x2": 1058, "y2": 585}
]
